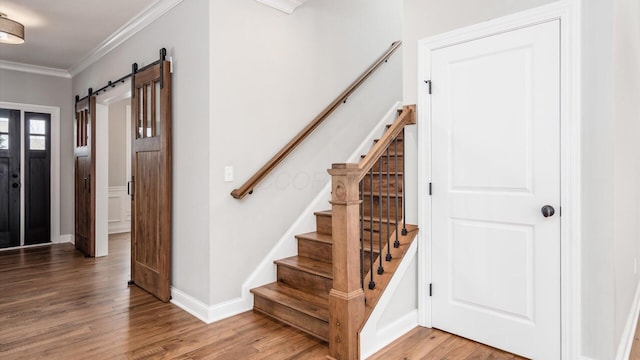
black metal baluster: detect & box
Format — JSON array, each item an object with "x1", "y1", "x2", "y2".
[
  {"x1": 394, "y1": 136, "x2": 400, "y2": 248},
  {"x1": 401, "y1": 128, "x2": 407, "y2": 236},
  {"x1": 386, "y1": 147, "x2": 392, "y2": 261},
  {"x1": 378, "y1": 157, "x2": 384, "y2": 275},
  {"x1": 369, "y1": 167, "x2": 375, "y2": 290},
  {"x1": 360, "y1": 179, "x2": 365, "y2": 289}
]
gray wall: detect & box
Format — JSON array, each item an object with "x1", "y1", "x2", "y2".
[
  {"x1": 0, "y1": 69, "x2": 74, "y2": 236},
  {"x1": 209, "y1": 0, "x2": 403, "y2": 304},
  {"x1": 108, "y1": 98, "x2": 128, "y2": 187},
  {"x1": 73, "y1": 0, "x2": 211, "y2": 303}
]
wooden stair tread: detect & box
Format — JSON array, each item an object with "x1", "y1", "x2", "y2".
[
  {"x1": 295, "y1": 231, "x2": 332, "y2": 245},
  {"x1": 251, "y1": 282, "x2": 329, "y2": 321},
  {"x1": 275, "y1": 256, "x2": 333, "y2": 279},
  {"x1": 313, "y1": 210, "x2": 332, "y2": 217}
]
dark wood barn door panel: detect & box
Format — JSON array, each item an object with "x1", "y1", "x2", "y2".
[
  {"x1": 74, "y1": 97, "x2": 96, "y2": 257},
  {"x1": 130, "y1": 60, "x2": 172, "y2": 302}
]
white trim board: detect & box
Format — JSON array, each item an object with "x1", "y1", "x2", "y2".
[
  {"x1": 416, "y1": 2, "x2": 581, "y2": 360},
  {"x1": 69, "y1": 0, "x2": 184, "y2": 76},
  {"x1": 174, "y1": 101, "x2": 402, "y2": 324},
  {"x1": 0, "y1": 102, "x2": 62, "y2": 247},
  {"x1": 0, "y1": 60, "x2": 71, "y2": 79}
]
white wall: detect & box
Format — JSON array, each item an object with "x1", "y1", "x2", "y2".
[
  {"x1": 209, "y1": 0, "x2": 403, "y2": 304},
  {"x1": 108, "y1": 98, "x2": 129, "y2": 187},
  {"x1": 581, "y1": 1, "x2": 616, "y2": 358},
  {"x1": 613, "y1": 0, "x2": 640, "y2": 357},
  {"x1": 581, "y1": 0, "x2": 640, "y2": 358},
  {"x1": 72, "y1": 0, "x2": 211, "y2": 304},
  {"x1": 0, "y1": 69, "x2": 73, "y2": 237}
]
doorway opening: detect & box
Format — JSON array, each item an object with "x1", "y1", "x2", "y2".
[{"x1": 93, "y1": 81, "x2": 132, "y2": 258}]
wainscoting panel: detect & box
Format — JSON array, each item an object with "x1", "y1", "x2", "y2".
[{"x1": 108, "y1": 186, "x2": 131, "y2": 234}]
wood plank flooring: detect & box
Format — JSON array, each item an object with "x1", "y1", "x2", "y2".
[{"x1": 0, "y1": 234, "x2": 573, "y2": 359}]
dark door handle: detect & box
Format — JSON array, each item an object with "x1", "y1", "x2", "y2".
[
  {"x1": 541, "y1": 205, "x2": 555, "y2": 218},
  {"x1": 127, "y1": 180, "x2": 134, "y2": 196},
  {"x1": 11, "y1": 183, "x2": 19, "y2": 188}
]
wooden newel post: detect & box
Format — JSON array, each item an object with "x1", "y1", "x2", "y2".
[{"x1": 327, "y1": 163, "x2": 365, "y2": 360}]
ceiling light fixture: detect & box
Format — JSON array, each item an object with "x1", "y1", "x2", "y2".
[{"x1": 0, "y1": 13, "x2": 25, "y2": 44}]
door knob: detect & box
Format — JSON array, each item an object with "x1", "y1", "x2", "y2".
[{"x1": 541, "y1": 205, "x2": 555, "y2": 218}]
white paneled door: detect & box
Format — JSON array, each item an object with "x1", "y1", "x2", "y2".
[{"x1": 430, "y1": 20, "x2": 560, "y2": 359}]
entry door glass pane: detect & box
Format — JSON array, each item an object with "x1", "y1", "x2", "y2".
[
  {"x1": 0, "y1": 117, "x2": 8, "y2": 149},
  {"x1": 29, "y1": 119, "x2": 47, "y2": 151}
]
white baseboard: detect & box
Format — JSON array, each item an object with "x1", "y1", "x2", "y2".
[
  {"x1": 171, "y1": 287, "x2": 211, "y2": 323},
  {"x1": 171, "y1": 287, "x2": 251, "y2": 324},
  {"x1": 57, "y1": 234, "x2": 74, "y2": 244},
  {"x1": 171, "y1": 101, "x2": 403, "y2": 325},
  {"x1": 616, "y1": 279, "x2": 640, "y2": 360}
]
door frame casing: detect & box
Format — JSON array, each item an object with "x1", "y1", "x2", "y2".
[
  {"x1": 0, "y1": 102, "x2": 61, "y2": 247},
  {"x1": 416, "y1": 1, "x2": 582, "y2": 359}
]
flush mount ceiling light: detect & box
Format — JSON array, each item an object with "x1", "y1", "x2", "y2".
[{"x1": 0, "y1": 12, "x2": 25, "y2": 44}]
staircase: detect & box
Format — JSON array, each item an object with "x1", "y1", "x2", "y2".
[{"x1": 250, "y1": 105, "x2": 418, "y2": 358}]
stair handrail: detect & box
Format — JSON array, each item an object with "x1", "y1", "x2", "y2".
[
  {"x1": 231, "y1": 41, "x2": 403, "y2": 200},
  {"x1": 327, "y1": 104, "x2": 415, "y2": 360},
  {"x1": 355, "y1": 104, "x2": 415, "y2": 179}
]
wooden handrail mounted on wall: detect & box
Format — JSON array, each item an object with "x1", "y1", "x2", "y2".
[{"x1": 231, "y1": 41, "x2": 402, "y2": 200}]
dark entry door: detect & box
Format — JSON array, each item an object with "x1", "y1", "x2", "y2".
[
  {"x1": 74, "y1": 97, "x2": 96, "y2": 256},
  {"x1": 0, "y1": 109, "x2": 21, "y2": 248},
  {"x1": 130, "y1": 60, "x2": 172, "y2": 302},
  {"x1": 24, "y1": 112, "x2": 51, "y2": 245}
]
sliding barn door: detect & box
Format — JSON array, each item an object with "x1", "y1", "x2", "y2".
[
  {"x1": 130, "y1": 61, "x2": 172, "y2": 302},
  {"x1": 74, "y1": 97, "x2": 96, "y2": 257}
]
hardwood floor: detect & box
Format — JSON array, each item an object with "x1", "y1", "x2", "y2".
[{"x1": 0, "y1": 234, "x2": 562, "y2": 359}]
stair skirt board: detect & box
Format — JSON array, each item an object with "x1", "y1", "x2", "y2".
[
  {"x1": 360, "y1": 240, "x2": 419, "y2": 358},
  {"x1": 169, "y1": 101, "x2": 403, "y2": 326}
]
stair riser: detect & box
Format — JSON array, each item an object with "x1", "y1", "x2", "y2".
[
  {"x1": 298, "y1": 238, "x2": 332, "y2": 263},
  {"x1": 362, "y1": 225, "x2": 394, "y2": 242},
  {"x1": 362, "y1": 174, "x2": 403, "y2": 193},
  {"x1": 315, "y1": 215, "x2": 332, "y2": 235},
  {"x1": 363, "y1": 196, "x2": 403, "y2": 219},
  {"x1": 277, "y1": 266, "x2": 332, "y2": 299},
  {"x1": 370, "y1": 155, "x2": 404, "y2": 173},
  {"x1": 373, "y1": 140, "x2": 404, "y2": 155},
  {"x1": 254, "y1": 296, "x2": 328, "y2": 342}
]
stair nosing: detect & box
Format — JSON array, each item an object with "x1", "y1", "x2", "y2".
[
  {"x1": 251, "y1": 282, "x2": 329, "y2": 322},
  {"x1": 275, "y1": 256, "x2": 333, "y2": 279},
  {"x1": 295, "y1": 231, "x2": 332, "y2": 245}
]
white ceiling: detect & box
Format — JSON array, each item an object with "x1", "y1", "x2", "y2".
[{"x1": 0, "y1": 0, "x2": 157, "y2": 71}]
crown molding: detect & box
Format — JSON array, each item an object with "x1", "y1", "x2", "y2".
[
  {"x1": 68, "y1": 0, "x2": 184, "y2": 77},
  {"x1": 254, "y1": 0, "x2": 309, "y2": 14},
  {"x1": 0, "y1": 60, "x2": 71, "y2": 78}
]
